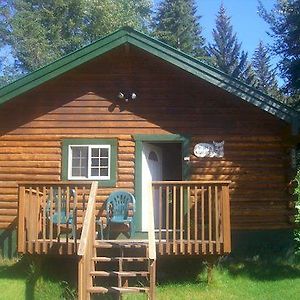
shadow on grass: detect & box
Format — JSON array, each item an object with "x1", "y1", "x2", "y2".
[
  {"x1": 156, "y1": 256, "x2": 206, "y2": 284},
  {"x1": 155, "y1": 254, "x2": 300, "y2": 286},
  {"x1": 0, "y1": 255, "x2": 78, "y2": 300},
  {"x1": 222, "y1": 256, "x2": 300, "y2": 281}
]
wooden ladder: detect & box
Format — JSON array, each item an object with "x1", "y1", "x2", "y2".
[{"x1": 88, "y1": 240, "x2": 156, "y2": 299}]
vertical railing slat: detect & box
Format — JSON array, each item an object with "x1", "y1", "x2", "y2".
[
  {"x1": 180, "y1": 185, "x2": 184, "y2": 254},
  {"x1": 172, "y1": 185, "x2": 177, "y2": 254},
  {"x1": 215, "y1": 186, "x2": 220, "y2": 254},
  {"x1": 42, "y1": 186, "x2": 46, "y2": 253},
  {"x1": 201, "y1": 186, "x2": 205, "y2": 254},
  {"x1": 194, "y1": 186, "x2": 198, "y2": 254},
  {"x1": 74, "y1": 186, "x2": 78, "y2": 250},
  {"x1": 208, "y1": 186, "x2": 213, "y2": 253},
  {"x1": 222, "y1": 185, "x2": 231, "y2": 253},
  {"x1": 17, "y1": 186, "x2": 26, "y2": 253},
  {"x1": 35, "y1": 187, "x2": 40, "y2": 254},
  {"x1": 187, "y1": 185, "x2": 191, "y2": 254},
  {"x1": 49, "y1": 187, "x2": 54, "y2": 246},
  {"x1": 166, "y1": 185, "x2": 170, "y2": 254},
  {"x1": 57, "y1": 186, "x2": 61, "y2": 240},
  {"x1": 66, "y1": 186, "x2": 70, "y2": 247},
  {"x1": 158, "y1": 186, "x2": 163, "y2": 255},
  {"x1": 28, "y1": 187, "x2": 33, "y2": 254}
]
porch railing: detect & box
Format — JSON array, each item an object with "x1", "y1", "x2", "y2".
[
  {"x1": 18, "y1": 181, "x2": 93, "y2": 254},
  {"x1": 152, "y1": 181, "x2": 231, "y2": 255}
]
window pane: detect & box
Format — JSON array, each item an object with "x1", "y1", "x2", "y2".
[
  {"x1": 100, "y1": 158, "x2": 108, "y2": 166},
  {"x1": 100, "y1": 168, "x2": 108, "y2": 176},
  {"x1": 72, "y1": 168, "x2": 81, "y2": 177},
  {"x1": 71, "y1": 146, "x2": 88, "y2": 177},
  {"x1": 72, "y1": 146, "x2": 88, "y2": 158},
  {"x1": 100, "y1": 148, "x2": 109, "y2": 157},
  {"x1": 91, "y1": 158, "x2": 99, "y2": 167},
  {"x1": 73, "y1": 158, "x2": 80, "y2": 167},
  {"x1": 91, "y1": 148, "x2": 99, "y2": 157},
  {"x1": 91, "y1": 168, "x2": 99, "y2": 177}
]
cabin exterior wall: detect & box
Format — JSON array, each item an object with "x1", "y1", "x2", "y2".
[{"x1": 0, "y1": 46, "x2": 294, "y2": 255}]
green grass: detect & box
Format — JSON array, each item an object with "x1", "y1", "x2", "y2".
[
  {"x1": 0, "y1": 256, "x2": 76, "y2": 300},
  {"x1": 124, "y1": 256, "x2": 300, "y2": 300},
  {"x1": 0, "y1": 256, "x2": 300, "y2": 299}
]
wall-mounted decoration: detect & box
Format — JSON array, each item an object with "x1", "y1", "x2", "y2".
[{"x1": 194, "y1": 141, "x2": 224, "y2": 158}]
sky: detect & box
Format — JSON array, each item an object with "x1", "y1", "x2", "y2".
[
  {"x1": 197, "y1": 0, "x2": 276, "y2": 57},
  {"x1": 154, "y1": 0, "x2": 277, "y2": 62}
]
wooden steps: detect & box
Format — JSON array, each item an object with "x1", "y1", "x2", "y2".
[{"x1": 88, "y1": 240, "x2": 155, "y2": 298}]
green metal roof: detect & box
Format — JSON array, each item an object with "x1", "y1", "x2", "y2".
[{"x1": 0, "y1": 26, "x2": 298, "y2": 127}]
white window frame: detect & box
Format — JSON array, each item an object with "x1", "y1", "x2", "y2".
[{"x1": 67, "y1": 144, "x2": 111, "y2": 180}]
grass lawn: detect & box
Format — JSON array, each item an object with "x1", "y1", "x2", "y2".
[{"x1": 0, "y1": 256, "x2": 300, "y2": 299}]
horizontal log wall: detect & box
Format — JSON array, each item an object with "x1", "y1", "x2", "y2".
[{"x1": 0, "y1": 45, "x2": 293, "y2": 230}]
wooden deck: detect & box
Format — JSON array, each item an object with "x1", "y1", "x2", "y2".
[
  {"x1": 17, "y1": 180, "x2": 231, "y2": 257},
  {"x1": 21, "y1": 238, "x2": 228, "y2": 256}
]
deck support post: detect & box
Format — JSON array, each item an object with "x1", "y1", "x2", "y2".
[{"x1": 205, "y1": 256, "x2": 218, "y2": 284}]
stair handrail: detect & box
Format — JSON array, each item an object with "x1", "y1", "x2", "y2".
[{"x1": 77, "y1": 181, "x2": 98, "y2": 300}]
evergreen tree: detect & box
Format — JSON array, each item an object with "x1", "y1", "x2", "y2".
[
  {"x1": 208, "y1": 4, "x2": 252, "y2": 82},
  {"x1": 258, "y1": 0, "x2": 300, "y2": 96},
  {"x1": 252, "y1": 41, "x2": 277, "y2": 92},
  {"x1": 83, "y1": 0, "x2": 152, "y2": 43},
  {"x1": 0, "y1": 0, "x2": 152, "y2": 82},
  {"x1": 152, "y1": 0, "x2": 206, "y2": 58}
]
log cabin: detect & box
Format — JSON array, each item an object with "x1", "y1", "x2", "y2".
[{"x1": 0, "y1": 27, "x2": 299, "y2": 298}]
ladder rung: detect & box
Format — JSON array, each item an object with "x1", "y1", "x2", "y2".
[
  {"x1": 90, "y1": 271, "x2": 149, "y2": 277},
  {"x1": 92, "y1": 256, "x2": 148, "y2": 262},
  {"x1": 94, "y1": 241, "x2": 148, "y2": 249},
  {"x1": 110, "y1": 287, "x2": 150, "y2": 293},
  {"x1": 88, "y1": 286, "x2": 108, "y2": 294}
]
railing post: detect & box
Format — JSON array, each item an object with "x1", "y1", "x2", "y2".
[
  {"x1": 148, "y1": 182, "x2": 156, "y2": 300},
  {"x1": 18, "y1": 186, "x2": 26, "y2": 253},
  {"x1": 148, "y1": 182, "x2": 156, "y2": 261},
  {"x1": 222, "y1": 184, "x2": 231, "y2": 253}
]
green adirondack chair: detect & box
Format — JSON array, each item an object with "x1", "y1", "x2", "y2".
[
  {"x1": 46, "y1": 188, "x2": 77, "y2": 239},
  {"x1": 103, "y1": 190, "x2": 135, "y2": 239}
]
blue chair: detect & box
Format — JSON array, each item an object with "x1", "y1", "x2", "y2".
[
  {"x1": 46, "y1": 188, "x2": 77, "y2": 239},
  {"x1": 104, "y1": 191, "x2": 135, "y2": 239}
]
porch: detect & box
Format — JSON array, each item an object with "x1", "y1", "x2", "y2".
[
  {"x1": 17, "y1": 180, "x2": 231, "y2": 256},
  {"x1": 17, "y1": 180, "x2": 231, "y2": 299}
]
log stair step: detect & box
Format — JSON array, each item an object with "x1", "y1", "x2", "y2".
[
  {"x1": 94, "y1": 241, "x2": 148, "y2": 249},
  {"x1": 88, "y1": 286, "x2": 149, "y2": 294},
  {"x1": 92, "y1": 256, "x2": 148, "y2": 262},
  {"x1": 90, "y1": 271, "x2": 150, "y2": 277},
  {"x1": 87, "y1": 286, "x2": 108, "y2": 294}
]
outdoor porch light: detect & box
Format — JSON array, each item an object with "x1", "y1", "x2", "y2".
[{"x1": 118, "y1": 91, "x2": 137, "y2": 102}]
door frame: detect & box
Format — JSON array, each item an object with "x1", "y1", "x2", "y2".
[{"x1": 133, "y1": 134, "x2": 191, "y2": 232}]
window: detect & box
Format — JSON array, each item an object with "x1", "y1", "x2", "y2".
[
  {"x1": 62, "y1": 139, "x2": 117, "y2": 186},
  {"x1": 68, "y1": 145, "x2": 110, "y2": 180}
]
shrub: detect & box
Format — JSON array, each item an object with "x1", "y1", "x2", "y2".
[{"x1": 293, "y1": 171, "x2": 300, "y2": 256}]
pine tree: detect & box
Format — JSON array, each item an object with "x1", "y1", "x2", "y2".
[
  {"x1": 252, "y1": 41, "x2": 277, "y2": 92},
  {"x1": 258, "y1": 0, "x2": 300, "y2": 98},
  {"x1": 152, "y1": 0, "x2": 206, "y2": 58},
  {"x1": 208, "y1": 4, "x2": 252, "y2": 82}
]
